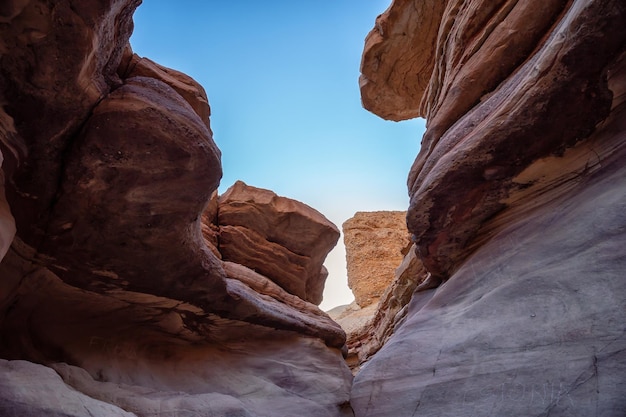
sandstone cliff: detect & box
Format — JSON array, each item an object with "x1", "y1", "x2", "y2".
[
  {"x1": 0, "y1": 2, "x2": 351, "y2": 416},
  {"x1": 352, "y1": 0, "x2": 626, "y2": 415}
]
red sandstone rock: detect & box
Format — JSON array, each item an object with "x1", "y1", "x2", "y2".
[
  {"x1": 360, "y1": 0, "x2": 445, "y2": 121},
  {"x1": 0, "y1": 0, "x2": 141, "y2": 248},
  {"x1": 342, "y1": 211, "x2": 411, "y2": 307},
  {"x1": 0, "y1": 2, "x2": 350, "y2": 415},
  {"x1": 40, "y1": 75, "x2": 226, "y2": 306},
  {"x1": 334, "y1": 212, "x2": 432, "y2": 371},
  {"x1": 121, "y1": 49, "x2": 213, "y2": 130},
  {"x1": 334, "y1": 233, "x2": 431, "y2": 371},
  {"x1": 218, "y1": 181, "x2": 340, "y2": 305},
  {"x1": 363, "y1": 0, "x2": 626, "y2": 279},
  {"x1": 0, "y1": 247, "x2": 351, "y2": 416}
]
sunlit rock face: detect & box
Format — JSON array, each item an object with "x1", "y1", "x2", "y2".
[
  {"x1": 332, "y1": 211, "x2": 427, "y2": 372},
  {"x1": 336, "y1": 241, "x2": 431, "y2": 373},
  {"x1": 353, "y1": 0, "x2": 626, "y2": 415},
  {"x1": 0, "y1": 1, "x2": 351, "y2": 416},
  {"x1": 343, "y1": 211, "x2": 410, "y2": 308}
]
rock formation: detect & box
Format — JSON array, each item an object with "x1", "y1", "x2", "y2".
[
  {"x1": 0, "y1": 1, "x2": 350, "y2": 416},
  {"x1": 331, "y1": 211, "x2": 427, "y2": 371},
  {"x1": 343, "y1": 211, "x2": 410, "y2": 307},
  {"x1": 2, "y1": 0, "x2": 625, "y2": 415},
  {"x1": 352, "y1": 0, "x2": 626, "y2": 415},
  {"x1": 0, "y1": 156, "x2": 14, "y2": 262},
  {"x1": 218, "y1": 180, "x2": 340, "y2": 305},
  {"x1": 336, "y1": 242, "x2": 433, "y2": 372}
]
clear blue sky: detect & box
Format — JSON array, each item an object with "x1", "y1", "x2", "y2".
[{"x1": 130, "y1": 1, "x2": 425, "y2": 310}]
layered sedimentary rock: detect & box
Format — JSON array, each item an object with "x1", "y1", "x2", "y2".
[
  {"x1": 218, "y1": 180, "x2": 340, "y2": 305},
  {"x1": 353, "y1": 0, "x2": 626, "y2": 415},
  {"x1": 0, "y1": 1, "x2": 350, "y2": 416},
  {"x1": 363, "y1": 0, "x2": 626, "y2": 279}
]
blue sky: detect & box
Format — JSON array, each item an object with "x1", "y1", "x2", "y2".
[{"x1": 130, "y1": 1, "x2": 425, "y2": 310}]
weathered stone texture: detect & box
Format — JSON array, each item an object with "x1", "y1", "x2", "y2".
[
  {"x1": 352, "y1": 132, "x2": 626, "y2": 415},
  {"x1": 0, "y1": 360, "x2": 137, "y2": 417},
  {"x1": 0, "y1": 1, "x2": 350, "y2": 416},
  {"x1": 335, "y1": 213, "x2": 430, "y2": 372},
  {"x1": 119, "y1": 49, "x2": 213, "y2": 130},
  {"x1": 352, "y1": 0, "x2": 626, "y2": 415},
  {"x1": 218, "y1": 180, "x2": 340, "y2": 305},
  {"x1": 359, "y1": 0, "x2": 446, "y2": 121},
  {"x1": 342, "y1": 211, "x2": 411, "y2": 307},
  {"x1": 201, "y1": 190, "x2": 221, "y2": 259},
  {"x1": 363, "y1": 0, "x2": 626, "y2": 279}
]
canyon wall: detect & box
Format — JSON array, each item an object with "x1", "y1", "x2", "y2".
[
  {"x1": 1, "y1": 1, "x2": 625, "y2": 416},
  {"x1": 353, "y1": 0, "x2": 626, "y2": 416},
  {"x1": 0, "y1": 1, "x2": 352, "y2": 416},
  {"x1": 332, "y1": 211, "x2": 433, "y2": 372}
]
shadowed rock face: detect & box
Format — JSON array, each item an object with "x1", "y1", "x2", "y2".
[
  {"x1": 0, "y1": 1, "x2": 350, "y2": 416},
  {"x1": 363, "y1": 0, "x2": 626, "y2": 279},
  {"x1": 218, "y1": 180, "x2": 340, "y2": 305},
  {"x1": 0, "y1": 156, "x2": 14, "y2": 261},
  {"x1": 353, "y1": 0, "x2": 626, "y2": 415}
]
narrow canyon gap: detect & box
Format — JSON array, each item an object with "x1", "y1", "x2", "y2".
[{"x1": 1, "y1": 1, "x2": 625, "y2": 417}]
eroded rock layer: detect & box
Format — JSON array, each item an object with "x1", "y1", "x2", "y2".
[
  {"x1": 218, "y1": 180, "x2": 340, "y2": 305},
  {"x1": 352, "y1": 129, "x2": 626, "y2": 415},
  {"x1": 353, "y1": 0, "x2": 626, "y2": 415},
  {"x1": 363, "y1": 0, "x2": 626, "y2": 278},
  {"x1": 0, "y1": 1, "x2": 350, "y2": 416}
]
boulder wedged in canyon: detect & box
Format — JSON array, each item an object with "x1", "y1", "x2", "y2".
[
  {"x1": 0, "y1": 1, "x2": 351, "y2": 416},
  {"x1": 352, "y1": 0, "x2": 626, "y2": 415},
  {"x1": 218, "y1": 180, "x2": 340, "y2": 305},
  {"x1": 332, "y1": 211, "x2": 429, "y2": 371},
  {"x1": 342, "y1": 211, "x2": 411, "y2": 308}
]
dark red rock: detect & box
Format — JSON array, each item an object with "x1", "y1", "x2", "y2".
[{"x1": 0, "y1": 0, "x2": 141, "y2": 249}]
